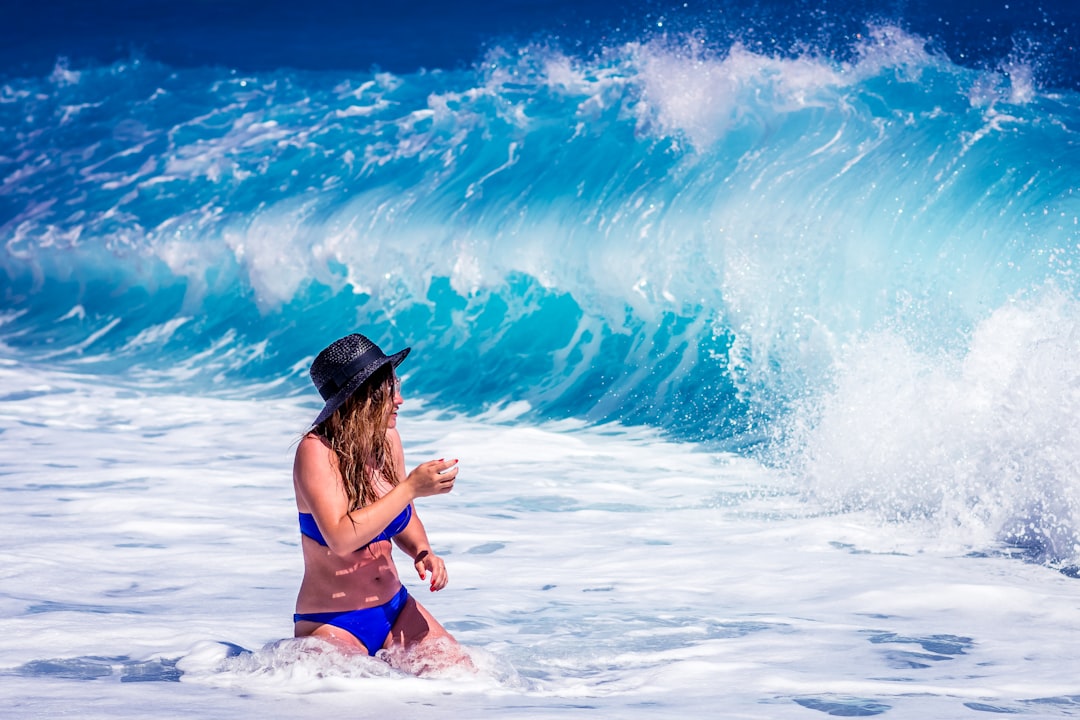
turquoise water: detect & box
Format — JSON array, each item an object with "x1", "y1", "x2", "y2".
[
  {"x1": 3, "y1": 29, "x2": 1077, "y2": 445},
  {"x1": 3, "y1": 2, "x2": 1080, "y2": 717}
]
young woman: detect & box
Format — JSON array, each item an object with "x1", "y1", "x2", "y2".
[{"x1": 292, "y1": 332, "x2": 463, "y2": 662}]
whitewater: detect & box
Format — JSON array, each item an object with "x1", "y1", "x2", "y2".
[{"x1": 3, "y1": 15, "x2": 1080, "y2": 720}]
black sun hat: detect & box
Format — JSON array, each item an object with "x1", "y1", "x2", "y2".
[{"x1": 309, "y1": 333, "x2": 410, "y2": 427}]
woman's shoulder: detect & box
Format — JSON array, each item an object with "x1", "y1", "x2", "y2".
[
  {"x1": 300, "y1": 430, "x2": 330, "y2": 446},
  {"x1": 298, "y1": 431, "x2": 330, "y2": 446},
  {"x1": 294, "y1": 432, "x2": 342, "y2": 509},
  {"x1": 295, "y1": 432, "x2": 333, "y2": 465}
]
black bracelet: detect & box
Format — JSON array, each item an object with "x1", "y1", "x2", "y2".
[{"x1": 414, "y1": 550, "x2": 430, "y2": 563}]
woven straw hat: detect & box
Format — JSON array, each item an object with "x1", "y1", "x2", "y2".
[{"x1": 308, "y1": 333, "x2": 410, "y2": 427}]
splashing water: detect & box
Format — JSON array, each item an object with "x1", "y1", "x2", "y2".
[{"x1": 4, "y1": 5, "x2": 1080, "y2": 716}]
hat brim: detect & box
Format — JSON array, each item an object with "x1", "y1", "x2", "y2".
[{"x1": 311, "y1": 346, "x2": 410, "y2": 428}]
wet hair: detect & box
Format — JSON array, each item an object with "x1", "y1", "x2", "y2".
[{"x1": 314, "y1": 363, "x2": 399, "y2": 510}]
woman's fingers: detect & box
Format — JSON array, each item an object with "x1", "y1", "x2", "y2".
[
  {"x1": 429, "y1": 558, "x2": 448, "y2": 591},
  {"x1": 409, "y1": 458, "x2": 458, "y2": 496},
  {"x1": 414, "y1": 554, "x2": 448, "y2": 591}
]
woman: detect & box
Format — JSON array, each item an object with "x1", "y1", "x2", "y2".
[{"x1": 292, "y1": 332, "x2": 463, "y2": 662}]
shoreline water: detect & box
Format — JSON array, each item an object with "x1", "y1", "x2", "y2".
[{"x1": 3, "y1": 361, "x2": 1080, "y2": 718}]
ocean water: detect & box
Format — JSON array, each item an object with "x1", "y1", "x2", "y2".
[{"x1": 3, "y1": 0, "x2": 1080, "y2": 717}]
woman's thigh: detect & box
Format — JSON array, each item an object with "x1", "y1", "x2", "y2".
[
  {"x1": 294, "y1": 619, "x2": 370, "y2": 654},
  {"x1": 385, "y1": 595, "x2": 456, "y2": 649}
]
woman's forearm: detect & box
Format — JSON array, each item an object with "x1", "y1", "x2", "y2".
[{"x1": 393, "y1": 511, "x2": 433, "y2": 559}]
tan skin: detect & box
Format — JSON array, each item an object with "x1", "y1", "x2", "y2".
[{"x1": 293, "y1": 380, "x2": 462, "y2": 656}]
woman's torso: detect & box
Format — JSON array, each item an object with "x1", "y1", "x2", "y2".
[{"x1": 293, "y1": 435, "x2": 403, "y2": 614}]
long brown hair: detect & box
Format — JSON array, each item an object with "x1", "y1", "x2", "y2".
[{"x1": 315, "y1": 364, "x2": 399, "y2": 510}]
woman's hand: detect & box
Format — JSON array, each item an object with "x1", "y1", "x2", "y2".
[
  {"x1": 413, "y1": 549, "x2": 449, "y2": 591},
  {"x1": 405, "y1": 458, "x2": 458, "y2": 498}
]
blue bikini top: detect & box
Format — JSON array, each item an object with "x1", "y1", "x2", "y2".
[{"x1": 298, "y1": 504, "x2": 412, "y2": 550}]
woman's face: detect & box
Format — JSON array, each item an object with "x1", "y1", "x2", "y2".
[{"x1": 387, "y1": 375, "x2": 404, "y2": 429}]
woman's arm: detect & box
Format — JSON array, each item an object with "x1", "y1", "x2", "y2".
[
  {"x1": 294, "y1": 433, "x2": 456, "y2": 558},
  {"x1": 388, "y1": 429, "x2": 454, "y2": 591},
  {"x1": 394, "y1": 511, "x2": 450, "y2": 591}
]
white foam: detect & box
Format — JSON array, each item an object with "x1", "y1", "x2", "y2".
[
  {"x1": 630, "y1": 39, "x2": 848, "y2": 148},
  {"x1": 783, "y1": 288, "x2": 1080, "y2": 561},
  {"x1": 3, "y1": 361, "x2": 1080, "y2": 718}
]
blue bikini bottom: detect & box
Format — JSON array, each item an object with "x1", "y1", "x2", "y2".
[{"x1": 294, "y1": 586, "x2": 409, "y2": 655}]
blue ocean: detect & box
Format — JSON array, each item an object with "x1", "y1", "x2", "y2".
[{"x1": 3, "y1": 1, "x2": 1080, "y2": 717}]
